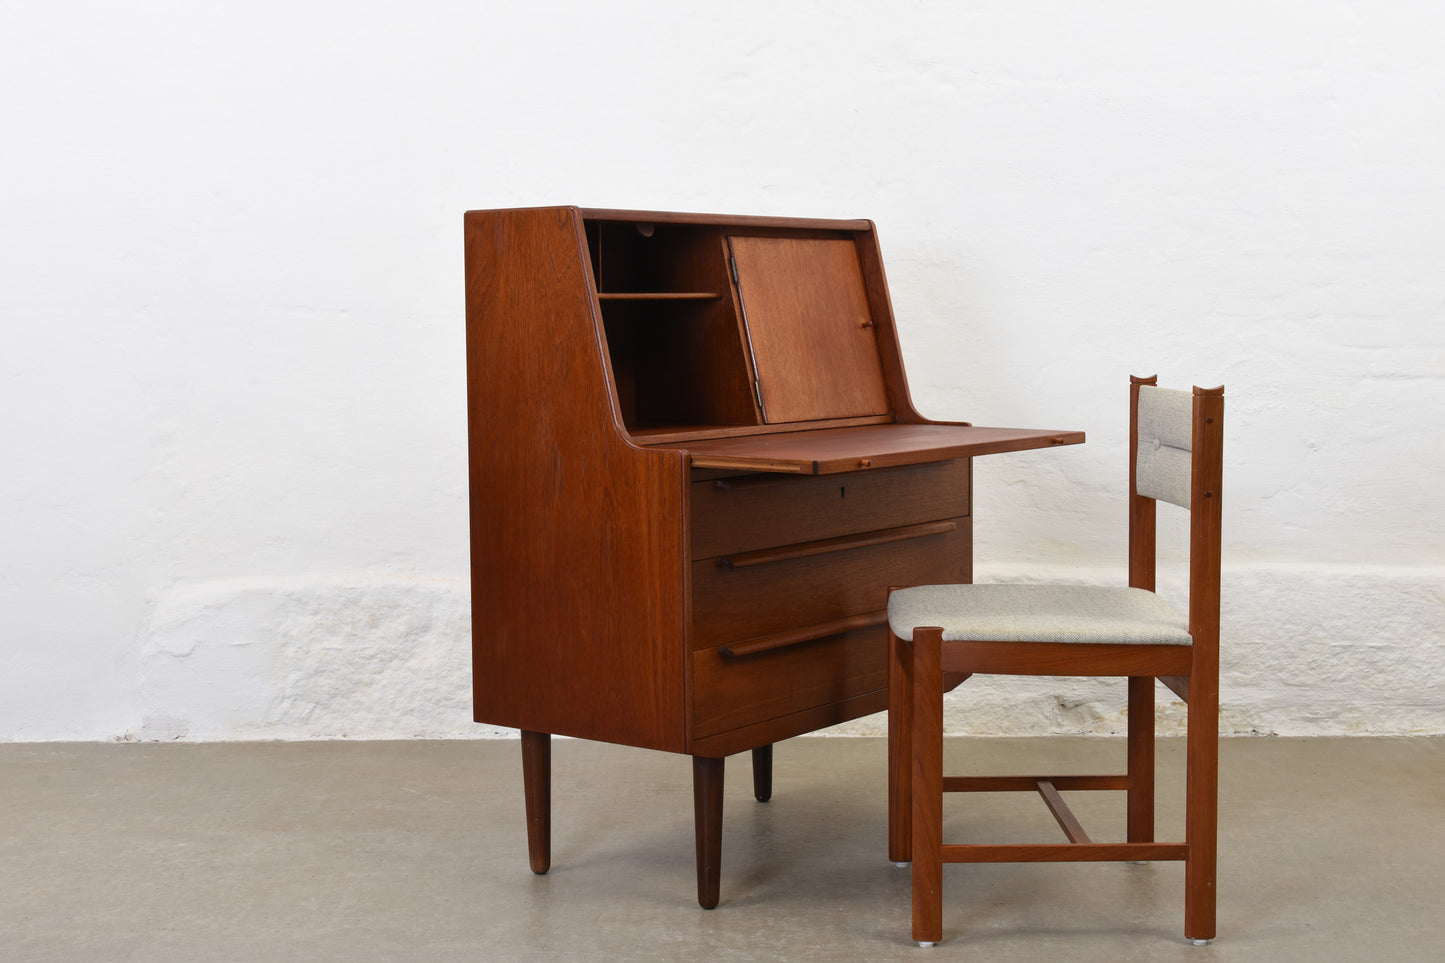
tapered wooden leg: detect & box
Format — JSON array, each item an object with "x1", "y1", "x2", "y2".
[
  {"x1": 751, "y1": 745, "x2": 773, "y2": 802},
  {"x1": 520, "y1": 730, "x2": 551, "y2": 875},
  {"x1": 693, "y1": 755, "x2": 725, "y2": 909},
  {"x1": 1184, "y1": 672, "x2": 1219, "y2": 942},
  {"x1": 888, "y1": 630, "x2": 913, "y2": 864},
  {"x1": 1127, "y1": 676, "x2": 1155, "y2": 843},
  {"x1": 911, "y1": 627, "x2": 944, "y2": 946}
]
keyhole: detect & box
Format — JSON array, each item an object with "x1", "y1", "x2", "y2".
[{"x1": 840, "y1": 486, "x2": 846, "y2": 499}]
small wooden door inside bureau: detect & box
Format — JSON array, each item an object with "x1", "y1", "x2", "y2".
[{"x1": 729, "y1": 236, "x2": 890, "y2": 424}]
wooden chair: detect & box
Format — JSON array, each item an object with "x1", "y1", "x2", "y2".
[{"x1": 886, "y1": 375, "x2": 1224, "y2": 947}]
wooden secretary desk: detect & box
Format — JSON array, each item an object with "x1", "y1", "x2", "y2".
[{"x1": 463, "y1": 206, "x2": 1082, "y2": 908}]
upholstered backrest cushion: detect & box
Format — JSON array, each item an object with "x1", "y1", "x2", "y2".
[{"x1": 1136, "y1": 385, "x2": 1193, "y2": 509}]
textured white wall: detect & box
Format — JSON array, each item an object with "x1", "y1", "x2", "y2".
[{"x1": 2, "y1": 2, "x2": 1441, "y2": 741}]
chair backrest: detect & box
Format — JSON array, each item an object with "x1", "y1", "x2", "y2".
[
  {"x1": 1135, "y1": 386, "x2": 1195, "y2": 509},
  {"x1": 1128, "y1": 375, "x2": 1225, "y2": 664}
]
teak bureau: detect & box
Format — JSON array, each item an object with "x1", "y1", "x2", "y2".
[{"x1": 463, "y1": 206, "x2": 1083, "y2": 907}]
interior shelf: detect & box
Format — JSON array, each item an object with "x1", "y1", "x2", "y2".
[{"x1": 597, "y1": 292, "x2": 722, "y2": 301}]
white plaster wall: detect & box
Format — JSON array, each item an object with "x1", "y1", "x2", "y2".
[{"x1": 2, "y1": 2, "x2": 1441, "y2": 741}]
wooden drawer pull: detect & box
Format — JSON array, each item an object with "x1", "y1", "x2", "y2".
[
  {"x1": 717, "y1": 520, "x2": 957, "y2": 569},
  {"x1": 719, "y1": 611, "x2": 888, "y2": 659}
]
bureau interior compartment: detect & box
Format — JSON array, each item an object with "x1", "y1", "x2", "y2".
[
  {"x1": 586, "y1": 218, "x2": 758, "y2": 433},
  {"x1": 584, "y1": 216, "x2": 894, "y2": 438}
]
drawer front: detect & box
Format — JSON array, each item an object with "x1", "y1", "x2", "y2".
[
  {"x1": 689, "y1": 459, "x2": 969, "y2": 560},
  {"x1": 690, "y1": 517, "x2": 970, "y2": 650},
  {"x1": 691, "y1": 626, "x2": 887, "y2": 740}
]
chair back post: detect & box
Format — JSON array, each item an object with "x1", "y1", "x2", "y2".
[
  {"x1": 1128, "y1": 375, "x2": 1159, "y2": 591},
  {"x1": 1184, "y1": 383, "x2": 1224, "y2": 941}
]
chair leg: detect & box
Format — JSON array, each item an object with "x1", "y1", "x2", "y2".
[
  {"x1": 1127, "y1": 676, "x2": 1155, "y2": 843},
  {"x1": 692, "y1": 755, "x2": 725, "y2": 910},
  {"x1": 888, "y1": 630, "x2": 913, "y2": 865},
  {"x1": 1184, "y1": 679, "x2": 1219, "y2": 942},
  {"x1": 521, "y1": 730, "x2": 551, "y2": 875},
  {"x1": 911, "y1": 627, "x2": 945, "y2": 946}
]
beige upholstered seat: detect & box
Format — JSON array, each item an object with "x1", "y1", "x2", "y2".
[
  {"x1": 887, "y1": 375, "x2": 1224, "y2": 947},
  {"x1": 889, "y1": 584, "x2": 1192, "y2": 646}
]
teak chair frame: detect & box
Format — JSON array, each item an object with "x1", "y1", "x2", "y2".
[{"x1": 887, "y1": 375, "x2": 1224, "y2": 946}]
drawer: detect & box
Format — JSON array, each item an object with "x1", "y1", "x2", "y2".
[
  {"x1": 688, "y1": 459, "x2": 970, "y2": 560},
  {"x1": 691, "y1": 625, "x2": 887, "y2": 740},
  {"x1": 690, "y1": 517, "x2": 970, "y2": 650}
]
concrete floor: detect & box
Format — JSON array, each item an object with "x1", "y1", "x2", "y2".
[{"x1": 3, "y1": 736, "x2": 1442, "y2": 962}]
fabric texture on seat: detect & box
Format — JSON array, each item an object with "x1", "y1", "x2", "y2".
[{"x1": 888, "y1": 583, "x2": 1192, "y2": 645}]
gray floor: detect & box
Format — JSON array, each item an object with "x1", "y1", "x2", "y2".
[{"x1": 3, "y1": 736, "x2": 1442, "y2": 962}]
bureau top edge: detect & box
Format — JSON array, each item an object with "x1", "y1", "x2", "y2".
[{"x1": 463, "y1": 205, "x2": 874, "y2": 232}]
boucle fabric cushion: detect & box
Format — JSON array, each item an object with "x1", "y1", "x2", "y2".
[
  {"x1": 888, "y1": 583, "x2": 1192, "y2": 645},
  {"x1": 1136, "y1": 385, "x2": 1193, "y2": 509}
]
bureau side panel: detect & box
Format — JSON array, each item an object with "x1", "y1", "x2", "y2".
[{"x1": 465, "y1": 207, "x2": 686, "y2": 753}]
